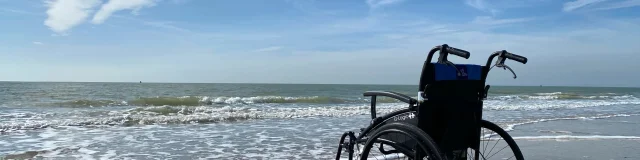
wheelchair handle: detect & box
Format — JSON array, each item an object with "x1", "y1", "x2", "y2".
[
  {"x1": 442, "y1": 44, "x2": 471, "y2": 59},
  {"x1": 502, "y1": 51, "x2": 527, "y2": 64},
  {"x1": 425, "y1": 44, "x2": 471, "y2": 63},
  {"x1": 420, "y1": 44, "x2": 471, "y2": 94},
  {"x1": 485, "y1": 50, "x2": 529, "y2": 67}
]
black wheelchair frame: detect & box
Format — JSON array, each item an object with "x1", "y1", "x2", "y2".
[{"x1": 335, "y1": 44, "x2": 528, "y2": 160}]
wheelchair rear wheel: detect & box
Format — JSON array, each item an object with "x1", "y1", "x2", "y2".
[
  {"x1": 464, "y1": 120, "x2": 524, "y2": 160},
  {"x1": 360, "y1": 122, "x2": 443, "y2": 160}
]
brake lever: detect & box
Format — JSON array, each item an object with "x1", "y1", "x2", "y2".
[
  {"x1": 502, "y1": 65, "x2": 517, "y2": 79},
  {"x1": 491, "y1": 56, "x2": 518, "y2": 79}
]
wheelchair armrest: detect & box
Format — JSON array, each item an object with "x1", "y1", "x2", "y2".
[
  {"x1": 363, "y1": 91, "x2": 417, "y2": 119},
  {"x1": 363, "y1": 91, "x2": 418, "y2": 105}
]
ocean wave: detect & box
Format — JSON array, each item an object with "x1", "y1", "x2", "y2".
[
  {"x1": 41, "y1": 96, "x2": 405, "y2": 108},
  {"x1": 51, "y1": 100, "x2": 129, "y2": 108},
  {"x1": 210, "y1": 96, "x2": 354, "y2": 104},
  {"x1": 25, "y1": 91, "x2": 640, "y2": 108},
  {"x1": 0, "y1": 104, "x2": 406, "y2": 132},
  {"x1": 503, "y1": 113, "x2": 640, "y2": 132},
  {"x1": 1, "y1": 146, "x2": 83, "y2": 160},
  {"x1": 489, "y1": 92, "x2": 637, "y2": 100},
  {"x1": 484, "y1": 99, "x2": 640, "y2": 111}
]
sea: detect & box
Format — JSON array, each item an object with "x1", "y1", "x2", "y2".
[{"x1": 1, "y1": 82, "x2": 639, "y2": 159}]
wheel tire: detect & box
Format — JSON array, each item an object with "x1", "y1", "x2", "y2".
[
  {"x1": 469, "y1": 120, "x2": 524, "y2": 160},
  {"x1": 360, "y1": 122, "x2": 444, "y2": 160}
]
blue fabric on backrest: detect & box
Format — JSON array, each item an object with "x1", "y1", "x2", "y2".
[{"x1": 433, "y1": 63, "x2": 482, "y2": 81}]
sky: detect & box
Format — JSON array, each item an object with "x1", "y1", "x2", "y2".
[{"x1": 0, "y1": 0, "x2": 639, "y2": 87}]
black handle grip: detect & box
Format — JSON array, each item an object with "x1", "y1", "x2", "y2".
[
  {"x1": 503, "y1": 51, "x2": 528, "y2": 64},
  {"x1": 444, "y1": 45, "x2": 471, "y2": 59}
]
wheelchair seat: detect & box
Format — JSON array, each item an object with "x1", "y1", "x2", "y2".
[{"x1": 418, "y1": 63, "x2": 488, "y2": 153}]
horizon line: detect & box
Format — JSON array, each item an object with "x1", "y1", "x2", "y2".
[{"x1": 0, "y1": 80, "x2": 637, "y2": 88}]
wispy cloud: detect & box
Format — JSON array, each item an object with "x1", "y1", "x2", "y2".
[
  {"x1": 112, "y1": 15, "x2": 192, "y2": 33},
  {"x1": 471, "y1": 16, "x2": 533, "y2": 26},
  {"x1": 44, "y1": 0, "x2": 102, "y2": 33},
  {"x1": 465, "y1": 0, "x2": 499, "y2": 15},
  {"x1": 465, "y1": 0, "x2": 487, "y2": 10},
  {"x1": 594, "y1": 0, "x2": 640, "y2": 10},
  {"x1": 374, "y1": 16, "x2": 533, "y2": 43},
  {"x1": 32, "y1": 41, "x2": 43, "y2": 45},
  {"x1": 91, "y1": 0, "x2": 158, "y2": 24},
  {"x1": 0, "y1": 8, "x2": 39, "y2": 16},
  {"x1": 562, "y1": 0, "x2": 608, "y2": 12},
  {"x1": 252, "y1": 46, "x2": 283, "y2": 53},
  {"x1": 366, "y1": 0, "x2": 406, "y2": 9},
  {"x1": 285, "y1": 0, "x2": 340, "y2": 16}
]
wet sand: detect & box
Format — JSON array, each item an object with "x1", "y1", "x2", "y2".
[
  {"x1": 518, "y1": 139, "x2": 640, "y2": 160},
  {"x1": 511, "y1": 115, "x2": 640, "y2": 160}
]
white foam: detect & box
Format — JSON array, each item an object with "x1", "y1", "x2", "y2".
[
  {"x1": 209, "y1": 96, "x2": 352, "y2": 104},
  {"x1": 534, "y1": 92, "x2": 564, "y2": 96},
  {"x1": 39, "y1": 128, "x2": 59, "y2": 139},
  {"x1": 504, "y1": 113, "x2": 640, "y2": 132},
  {"x1": 538, "y1": 130, "x2": 573, "y2": 134},
  {"x1": 78, "y1": 148, "x2": 99, "y2": 155},
  {"x1": 489, "y1": 93, "x2": 637, "y2": 101},
  {"x1": 99, "y1": 150, "x2": 117, "y2": 160},
  {"x1": 0, "y1": 103, "x2": 407, "y2": 131},
  {"x1": 484, "y1": 99, "x2": 640, "y2": 111}
]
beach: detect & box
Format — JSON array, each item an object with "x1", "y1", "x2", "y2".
[{"x1": 1, "y1": 82, "x2": 639, "y2": 159}]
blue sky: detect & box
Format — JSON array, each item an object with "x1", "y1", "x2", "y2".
[{"x1": 0, "y1": 0, "x2": 639, "y2": 87}]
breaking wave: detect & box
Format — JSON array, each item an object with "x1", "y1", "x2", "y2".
[
  {"x1": 30, "y1": 92, "x2": 640, "y2": 108},
  {"x1": 44, "y1": 96, "x2": 405, "y2": 108},
  {"x1": 483, "y1": 99, "x2": 640, "y2": 111},
  {"x1": 489, "y1": 92, "x2": 637, "y2": 100},
  {"x1": 0, "y1": 104, "x2": 406, "y2": 132},
  {"x1": 503, "y1": 113, "x2": 640, "y2": 132}
]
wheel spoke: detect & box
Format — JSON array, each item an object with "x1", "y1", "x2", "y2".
[
  {"x1": 487, "y1": 145, "x2": 509, "y2": 159},
  {"x1": 506, "y1": 155, "x2": 515, "y2": 160},
  {"x1": 486, "y1": 136, "x2": 502, "y2": 157}
]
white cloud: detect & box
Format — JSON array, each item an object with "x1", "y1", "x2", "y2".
[
  {"x1": 44, "y1": 0, "x2": 102, "y2": 33},
  {"x1": 366, "y1": 0, "x2": 405, "y2": 9},
  {"x1": 562, "y1": 0, "x2": 608, "y2": 12},
  {"x1": 32, "y1": 41, "x2": 43, "y2": 45},
  {"x1": 252, "y1": 46, "x2": 283, "y2": 52},
  {"x1": 91, "y1": 0, "x2": 158, "y2": 24}
]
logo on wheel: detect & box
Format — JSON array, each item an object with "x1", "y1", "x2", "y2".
[{"x1": 393, "y1": 113, "x2": 415, "y2": 121}]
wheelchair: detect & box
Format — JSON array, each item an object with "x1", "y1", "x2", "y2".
[{"x1": 335, "y1": 44, "x2": 528, "y2": 160}]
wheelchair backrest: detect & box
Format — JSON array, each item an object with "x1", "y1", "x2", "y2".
[
  {"x1": 421, "y1": 63, "x2": 486, "y2": 99},
  {"x1": 417, "y1": 63, "x2": 487, "y2": 152}
]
